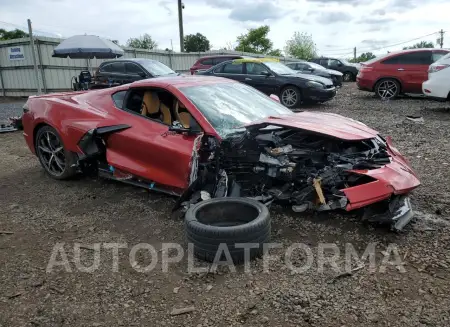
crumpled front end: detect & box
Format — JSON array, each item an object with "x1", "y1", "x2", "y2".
[{"x1": 183, "y1": 123, "x2": 420, "y2": 231}]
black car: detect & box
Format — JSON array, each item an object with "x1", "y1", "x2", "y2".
[
  {"x1": 310, "y1": 57, "x2": 359, "y2": 82},
  {"x1": 196, "y1": 59, "x2": 336, "y2": 108},
  {"x1": 285, "y1": 61, "x2": 343, "y2": 87},
  {"x1": 92, "y1": 58, "x2": 178, "y2": 88}
]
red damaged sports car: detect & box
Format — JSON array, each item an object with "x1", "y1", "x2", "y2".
[{"x1": 22, "y1": 76, "x2": 420, "y2": 230}]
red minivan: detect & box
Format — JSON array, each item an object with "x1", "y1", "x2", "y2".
[
  {"x1": 189, "y1": 55, "x2": 247, "y2": 75},
  {"x1": 356, "y1": 48, "x2": 449, "y2": 99}
]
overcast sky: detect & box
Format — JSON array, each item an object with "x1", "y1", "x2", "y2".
[{"x1": 1, "y1": 0, "x2": 449, "y2": 58}]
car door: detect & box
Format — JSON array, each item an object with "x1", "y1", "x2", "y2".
[
  {"x1": 212, "y1": 62, "x2": 246, "y2": 82},
  {"x1": 96, "y1": 63, "x2": 114, "y2": 84},
  {"x1": 319, "y1": 59, "x2": 330, "y2": 68},
  {"x1": 105, "y1": 88, "x2": 202, "y2": 191},
  {"x1": 297, "y1": 63, "x2": 312, "y2": 75},
  {"x1": 382, "y1": 51, "x2": 432, "y2": 93},
  {"x1": 327, "y1": 59, "x2": 344, "y2": 73},
  {"x1": 243, "y1": 62, "x2": 278, "y2": 95},
  {"x1": 103, "y1": 62, "x2": 126, "y2": 85},
  {"x1": 125, "y1": 62, "x2": 147, "y2": 83}
]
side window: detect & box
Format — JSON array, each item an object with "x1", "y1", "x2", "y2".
[
  {"x1": 111, "y1": 62, "x2": 125, "y2": 73},
  {"x1": 100, "y1": 63, "x2": 114, "y2": 72},
  {"x1": 285, "y1": 63, "x2": 296, "y2": 69},
  {"x1": 213, "y1": 57, "x2": 229, "y2": 65},
  {"x1": 111, "y1": 90, "x2": 127, "y2": 108},
  {"x1": 125, "y1": 63, "x2": 144, "y2": 75},
  {"x1": 328, "y1": 59, "x2": 341, "y2": 67},
  {"x1": 245, "y1": 63, "x2": 268, "y2": 75},
  {"x1": 122, "y1": 88, "x2": 193, "y2": 127},
  {"x1": 432, "y1": 51, "x2": 448, "y2": 62},
  {"x1": 297, "y1": 63, "x2": 308, "y2": 70},
  {"x1": 201, "y1": 58, "x2": 213, "y2": 65},
  {"x1": 383, "y1": 52, "x2": 431, "y2": 65},
  {"x1": 319, "y1": 59, "x2": 328, "y2": 66},
  {"x1": 222, "y1": 63, "x2": 243, "y2": 74}
]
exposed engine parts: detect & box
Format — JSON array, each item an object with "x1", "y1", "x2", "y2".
[{"x1": 192, "y1": 124, "x2": 391, "y2": 214}]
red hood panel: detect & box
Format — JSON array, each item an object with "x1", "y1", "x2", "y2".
[{"x1": 250, "y1": 112, "x2": 379, "y2": 140}]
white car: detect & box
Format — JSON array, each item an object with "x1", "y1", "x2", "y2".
[{"x1": 422, "y1": 52, "x2": 450, "y2": 101}]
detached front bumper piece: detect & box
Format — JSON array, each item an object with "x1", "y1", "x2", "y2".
[{"x1": 363, "y1": 195, "x2": 414, "y2": 231}]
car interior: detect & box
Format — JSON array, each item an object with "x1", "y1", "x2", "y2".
[{"x1": 123, "y1": 89, "x2": 193, "y2": 128}]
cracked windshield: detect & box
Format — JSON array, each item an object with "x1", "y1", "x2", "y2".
[{"x1": 180, "y1": 82, "x2": 291, "y2": 137}]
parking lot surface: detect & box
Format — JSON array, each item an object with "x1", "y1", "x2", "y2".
[{"x1": 1, "y1": 84, "x2": 450, "y2": 326}]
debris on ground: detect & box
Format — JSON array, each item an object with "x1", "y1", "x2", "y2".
[
  {"x1": 405, "y1": 115, "x2": 425, "y2": 123},
  {"x1": 170, "y1": 306, "x2": 195, "y2": 316}
]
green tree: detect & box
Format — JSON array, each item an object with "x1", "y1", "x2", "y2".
[
  {"x1": 348, "y1": 52, "x2": 376, "y2": 63},
  {"x1": 0, "y1": 28, "x2": 29, "y2": 41},
  {"x1": 126, "y1": 34, "x2": 157, "y2": 50},
  {"x1": 284, "y1": 32, "x2": 317, "y2": 60},
  {"x1": 403, "y1": 41, "x2": 434, "y2": 50},
  {"x1": 235, "y1": 25, "x2": 273, "y2": 54},
  {"x1": 267, "y1": 49, "x2": 282, "y2": 57},
  {"x1": 184, "y1": 33, "x2": 211, "y2": 52}
]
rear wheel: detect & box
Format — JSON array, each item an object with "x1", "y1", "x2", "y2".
[
  {"x1": 343, "y1": 72, "x2": 354, "y2": 82},
  {"x1": 375, "y1": 79, "x2": 400, "y2": 99},
  {"x1": 35, "y1": 125, "x2": 77, "y2": 180},
  {"x1": 280, "y1": 86, "x2": 301, "y2": 109}
]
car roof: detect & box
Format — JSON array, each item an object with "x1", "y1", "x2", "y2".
[
  {"x1": 100, "y1": 58, "x2": 160, "y2": 65},
  {"x1": 231, "y1": 57, "x2": 279, "y2": 63},
  {"x1": 198, "y1": 54, "x2": 247, "y2": 60},
  {"x1": 130, "y1": 75, "x2": 236, "y2": 88}
]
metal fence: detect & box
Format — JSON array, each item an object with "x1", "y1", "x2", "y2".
[{"x1": 0, "y1": 36, "x2": 300, "y2": 97}]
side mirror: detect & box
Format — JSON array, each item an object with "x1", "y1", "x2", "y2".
[
  {"x1": 261, "y1": 71, "x2": 271, "y2": 77},
  {"x1": 188, "y1": 116, "x2": 202, "y2": 135},
  {"x1": 337, "y1": 62, "x2": 343, "y2": 67},
  {"x1": 138, "y1": 72, "x2": 146, "y2": 78},
  {"x1": 269, "y1": 94, "x2": 280, "y2": 103}
]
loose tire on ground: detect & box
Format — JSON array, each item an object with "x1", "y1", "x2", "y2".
[{"x1": 185, "y1": 197, "x2": 271, "y2": 263}]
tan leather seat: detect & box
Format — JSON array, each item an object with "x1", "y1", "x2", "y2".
[
  {"x1": 160, "y1": 103, "x2": 172, "y2": 125},
  {"x1": 141, "y1": 91, "x2": 172, "y2": 125},
  {"x1": 141, "y1": 92, "x2": 159, "y2": 116},
  {"x1": 175, "y1": 101, "x2": 191, "y2": 128}
]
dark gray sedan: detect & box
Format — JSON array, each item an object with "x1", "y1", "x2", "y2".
[{"x1": 285, "y1": 61, "x2": 343, "y2": 87}]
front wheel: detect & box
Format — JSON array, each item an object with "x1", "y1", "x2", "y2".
[
  {"x1": 280, "y1": 86, "x2": 301, "y2": 109},
  {"x1": 375, "y1": 79, "x2": 400, "y2": 99},
  {"x1": 35, "y1": 125, "x2": 77, "y2": 180}
]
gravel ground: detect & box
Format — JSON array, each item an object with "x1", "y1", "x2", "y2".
[{"x1": 1, "y1": 84, "x2": 450, "y2": 327}]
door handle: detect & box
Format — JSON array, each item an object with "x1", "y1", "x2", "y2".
[
  {"x1": 397, "y1": 68, "x2": 405, "y2": 71},
  {"x1": 245, "y1": 78, "x2": 252, "y2": 81}
]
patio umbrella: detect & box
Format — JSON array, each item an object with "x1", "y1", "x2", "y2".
[{"x1": 52, "y1": 35, "x2": 124, "y2": 59}]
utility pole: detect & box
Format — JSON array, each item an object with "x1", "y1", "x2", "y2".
[
  {"x1": 27, "y1": 19, "x2": 42, "y2": 94},
  {"x1": 353, "y1": 47, "x2": 356, "y2": 61},
  {"x1": 177, "y1": 0, "x2": 184, "y2": 52},
  {"x1": 439, "y1": 29, "x2": 444, "y2": 48}
]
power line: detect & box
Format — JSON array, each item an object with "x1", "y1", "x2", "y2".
[{"x1": 320, "y1": 31, "x2": 443, "y2": 57}]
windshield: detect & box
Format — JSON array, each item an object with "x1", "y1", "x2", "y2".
[
  {"x1": 436, "y1": 52, "x2": 450, "y2": 63},
  {"x1": 179, "y1": 82, "x2": 291, "y2": 137},
  {"x1": 308, "y1": 62, "x2": 326, "y2": 70},
  {"x1": 264, "y1": 62, "x2": 296, "y2": 75},
  {"x1": 140, "y1": 60, "x2": 177, "y2": 77}
]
